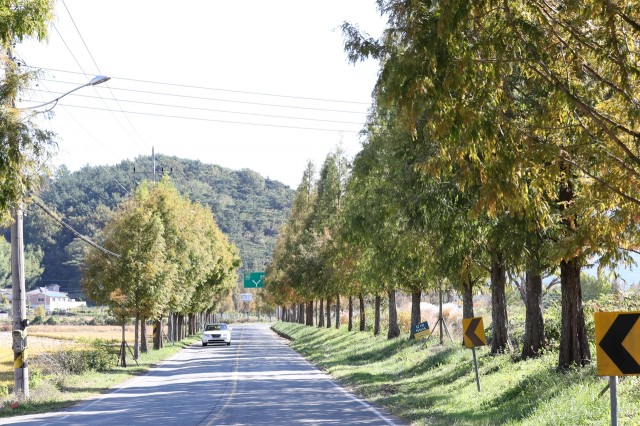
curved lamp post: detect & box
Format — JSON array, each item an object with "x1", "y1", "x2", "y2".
[
  {"x1": 22, "y1": 75, "x2": 110, "y2": 111},
  {"x1": 12, "y1": 74, "x2": 110, "y2": 398}
]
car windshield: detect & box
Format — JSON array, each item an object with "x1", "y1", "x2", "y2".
[{"x1": 205, "y1": 324, "x2": 227, "y2": 331}]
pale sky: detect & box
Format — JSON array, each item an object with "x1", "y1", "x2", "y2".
[{"x1": 16, "y1": 0, "x2": 386, "y2": 189}]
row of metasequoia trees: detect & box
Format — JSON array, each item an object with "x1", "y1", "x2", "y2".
[
  {"x1": 265, "y1": 0, "x2": 640, "y2": 369},
  {"x1": 82, "y1": 177, "x2": 241, "y2": 363}
]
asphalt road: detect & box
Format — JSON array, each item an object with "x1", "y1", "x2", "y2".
[{"x1": 2, "y1": 323, "x2": 402, "y2": 425}]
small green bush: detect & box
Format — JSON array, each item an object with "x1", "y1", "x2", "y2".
[
  {"x1": 105, "y1": 317, "x2": 120, "y2": 326},
  {"x1": 33, "y1": 306, "x2": 46, "y2": 318},
  {"x1": 32, "y1": 345, "x2": 115, "y2": 376},
  {"x1": 44, "y1": 316, "x2": 58, "y2": 325},
  {"x1": 544, "y1": 303, "x2": 562, "y2": 349},
  {"x1": 28, "y1": 369, "x2": 46, "y2": 389}
]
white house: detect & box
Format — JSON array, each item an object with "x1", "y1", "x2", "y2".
[{"x1": 26, "y1": 284, "x2": 86, "y2": 312}]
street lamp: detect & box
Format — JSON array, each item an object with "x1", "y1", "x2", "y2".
[
  {"x1": 11, "y1": 74, "x2": 110, "y2": 398},
  {"x1": 21, "y1": 75, "x2": 110, "y2": 110}
]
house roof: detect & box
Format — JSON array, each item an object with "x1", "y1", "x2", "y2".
[{"x1": 26, "y1": 288, "x2": 68, "y2": 298}]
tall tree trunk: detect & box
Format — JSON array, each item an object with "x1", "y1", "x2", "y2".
[
  {"x1": 141, "y1": 317, "x2": 148, "y2": 353},
  {"x1": 134, "y1": 314, "x2": 140, "y2": 359},
  {"x1": 388, "y1": 289, "x2": 400, "y2": 339},
  {"x1": 348, "y1": 296, "x2": 353, "y2": 331},
  {"x1": 335, "y1": 294, "x2": 340, "y2": 329},
  {"x1": 491, "y1": 250, "x2": 511, "y2": 354},
  {"x1": 298, "y1": 303, "x2": 305, "y2": 324},
  {"x1": 175, "y1": 314, "x2": 180, "y2": 341},
  {"x1": 522, "y1": 263, "x2": 545, "y2": 359},
  {"x1": 318, "y1": 298, "x2": 325, "y2": 327},
  {"x1": 153, "y1": 318, "x2": 163, "y2": 350},
  {"x1": 120, "y1": 318, "x2": 127, "y2": 367},
  {"x1": 374, "y1": 294, "x2": 381, "y2": 336},
  {"x1": 462, "y1": 278, "x2": 474, "y2": 320},
  {"x1": 410, "y1": 287, "x2": 421, "y2": 339},
  {"x1": 306, "y1": 301, "x2": 314, "y2": 326},
  {"x1": 358, "y1": 293, "x2": 365, "y2": 331},
  {"x1": 326, "y1": 297, "x2": 332, "y2": 328},
  {"x1": 559, "y1": 258, "x2": 591, "y2": 367},
  {"x1": 558, "y1": 168, "x2": 591, "y2": 368}
]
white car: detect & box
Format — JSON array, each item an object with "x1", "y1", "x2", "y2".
[{"x1": 202, "y1": 323, "x2": 232, "y2": 346}]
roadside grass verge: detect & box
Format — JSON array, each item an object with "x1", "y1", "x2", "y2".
[
  {"x1": 0, "y1": 336, "x2": 198, "y2": 418},
  {"x1": 272, "y1": 322, "x2": 640, "y2": 426}
]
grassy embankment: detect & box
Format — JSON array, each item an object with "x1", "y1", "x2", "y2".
[
  {"x1": 0, "y1": 325, "x2": 197, "y2": 418},
  {"x1": 272, "y1": 321, "x2": 640, "y2": 426}
]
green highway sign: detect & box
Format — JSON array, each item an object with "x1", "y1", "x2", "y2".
[{"x1": 243, "y1": 272, "x2": 265, "y2": 288}]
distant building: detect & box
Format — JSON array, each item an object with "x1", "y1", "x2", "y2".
[{"x1": 26, "y1": 284, "x2": 86, "y2": 312}]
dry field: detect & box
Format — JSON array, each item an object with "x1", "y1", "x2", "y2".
[
  {"x1": 29, "y1": 324, "x2": 138, "y2": 342},
  {"x1": 0, "y1": 325, "x2": 145, "y2": 388}
]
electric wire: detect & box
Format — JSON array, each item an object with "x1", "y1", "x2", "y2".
[
  {"x1": 60, "y1": 0, "x2": 101, "y2": 77},
  {"x1": 51, "y1": 19, "x2": 148, "y2": 152},
  {"x1": 15, "y1": 49, "x2": 134, "y2": 196},
  {"x1": 25, "y1": 89, "x2": 364, "y2": 125},
  {"x1": 31, "y1": 79, "x2": 367, "y2": 114},
  {"x1": 55, "y1": 103, "x2": 361, "y2": 132},
  {"x1": 32, "y1": 198, "x2": 121, "y2": 258},
  {"x1": 29, "y1": 66, "x2": 371, "y2": 105}
]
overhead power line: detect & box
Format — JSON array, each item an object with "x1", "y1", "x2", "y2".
[
  {"x1": 33, "y1": 81, "x2": 368, "y2": 114},
  {"x1": 24, "y1": 89, "x2": 364, "y2": 125},
  {"x1": 32, "y1": 198, "x2": 121, "y2": 258},
  {"x1": 27, "y1": 66, "x2": 372, "y2": 105},
  {"x1": 51, "y1": 103, "x2": 362, "y2": 133}
]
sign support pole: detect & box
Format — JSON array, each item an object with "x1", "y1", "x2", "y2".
[
  {"x1": 610, "y1": 376, "x2": 618, "y2": 426},
  {"x1": 472, "y1": 347, "x2": 481, "y2": 392}
]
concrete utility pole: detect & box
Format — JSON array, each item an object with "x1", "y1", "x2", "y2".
[
  {"x1": 134, "y1": 146, "x2": 173, "y2": 184},
  {"x1": 134, "y1": 147, "x2": 174, "y2": 349},
  {"x1": 6, "y1": 46, "x2": 28, "y2": 397},
  {"x1": 10, "y1": 69, "x2": 110, "y2": 397},
  {"x1": 11, "y1": 205, "x2": 28, "y2": 397}
]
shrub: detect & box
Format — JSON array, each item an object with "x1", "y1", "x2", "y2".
[
  {"x1": 31, "y1": 345, "x2": 115, "y2": 375},
  {"x1": 105, "y1": 317, "x2": 120, "y2": 326},
  {"x1": 397, "y1": 310, "x2": 411, "y2": 333},
  {"x1": 544, "y1": 303, "x2": 562, "y2": 350},
  {"x1": 33, "y1": 306, "x2": 46, "y2": 319},
  {"x1": 44, "y1": 316, "x2": 58, "y2": 325},
  {"x1": 28, "y1": 369, "x2": 46, "y2": 389}
]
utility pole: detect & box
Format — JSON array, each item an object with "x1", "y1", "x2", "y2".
[
  {"x1": 11, "y1": 205, "x2": 28, "y2": 398},
  {"x1": 134, "y1": 147, "x2": 173, "y2": 349},
  {"x1": 6, "y1": 47, "x2": 28, "y2": 398},
  {"x1": 134, "y1": 146, "x2": 173, "y2": 184},
  {"x1": 7, "y1": 59, "x2": 109, "y2": 396}
]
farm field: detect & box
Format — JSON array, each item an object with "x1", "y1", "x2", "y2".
[{"x1": 0, "y1": 324, "x2": 146, "y2": 389}]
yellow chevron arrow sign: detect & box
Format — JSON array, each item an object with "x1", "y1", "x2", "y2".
[
  {"x1": 595, "y1": 311, "x2": 640, "y2": 377},
  {"x1": 462, "y1": 317, "x2": 486, "y2": 348}
]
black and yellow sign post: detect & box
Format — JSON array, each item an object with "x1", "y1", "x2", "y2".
[
  {"x1": 462, "y1": 317, "x2": 486, "y2": 392},
  {"x1": 595, "y1": 311, "x2": 640, "y2": 426}
]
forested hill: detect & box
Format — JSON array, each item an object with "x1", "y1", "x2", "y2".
[{"x1": 14, "y1": 155, "x2": 294, "y2": 299}]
